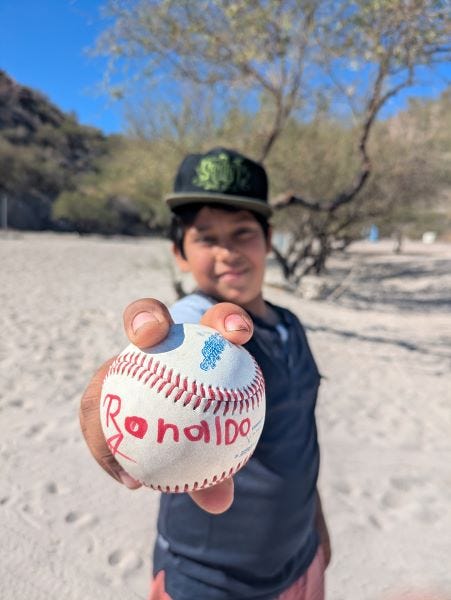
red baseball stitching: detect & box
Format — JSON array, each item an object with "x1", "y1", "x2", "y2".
[
  {"x1": 105, "y1": 349, "x2": 265, "y2": 416},
  {"x1": 146, "y1": 454, "x2": 252, "y2": 493}
]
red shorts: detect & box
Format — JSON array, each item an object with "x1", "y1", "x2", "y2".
[{"x1": 149, "y1": 545, "x2": 326, "y2": 600}]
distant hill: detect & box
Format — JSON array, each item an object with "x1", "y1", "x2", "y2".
[{"x1": 0, "y1": 70, "x2": 112, "y2": 230}]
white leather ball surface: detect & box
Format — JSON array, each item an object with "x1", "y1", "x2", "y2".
[{"x1": 100, "y1": 323, "x2": 266, "y2": 492}]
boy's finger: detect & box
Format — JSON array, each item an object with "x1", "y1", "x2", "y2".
[
  {"x1": 189, "y1": 478, "x2": 234, "y2": 514},
  {"x1": 123, "y1": 298, "x2": 173, "y2": 349},
  {"x1": 79, "y1": 358, "x2": 142, "y2": 489},
  {"x1": 200, "y1": 303, "x2": 253, "y2": 345}
]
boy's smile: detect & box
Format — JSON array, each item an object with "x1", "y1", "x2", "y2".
[{"x1": 173, "y1": 207, "x2": 272, "y2": 317}]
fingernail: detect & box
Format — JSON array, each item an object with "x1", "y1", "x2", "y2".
[
  {"x1": 224, "y1": 314, "x2": 250, "y2": 332},
  {"x1": 132, "y1": 311, "x2": 158, "y2": 333},
  {"x1": 118, "y1": 469, "x2": 141, "y2": 489}
]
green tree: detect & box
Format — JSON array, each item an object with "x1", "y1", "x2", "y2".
[
  {"x1": 361, "y1": 88, "x2": 451, "y2": 250},
  {"x1": 53, "y1": 136, "x2": 181, "y2": 233},
  {"x1": 94, "y1": 0, "x2": 450, "y2": 281}
]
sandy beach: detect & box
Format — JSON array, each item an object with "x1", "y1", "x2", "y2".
[{"x1": 1, "y1": 232, "x2": 450, "y2": 600}]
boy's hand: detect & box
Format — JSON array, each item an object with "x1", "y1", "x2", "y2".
[{"x1": 79, "y1": 298, "x2": 253, "y2": 514}]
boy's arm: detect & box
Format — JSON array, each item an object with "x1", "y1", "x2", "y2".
[
  {"x1": 315, "y1": 489, "x2": 331, "y2": 568},
  {"x1": 79, "y1": 298, "x2": 253, "y2": 515}
]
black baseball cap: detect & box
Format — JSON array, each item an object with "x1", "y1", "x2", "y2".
[{"x1": 165, "y1": 147, "x2": 272, "y2": 217}]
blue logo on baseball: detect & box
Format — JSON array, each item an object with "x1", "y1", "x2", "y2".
[{"x1": 200, "y1": 333, "x2": 226, "y2": 371}]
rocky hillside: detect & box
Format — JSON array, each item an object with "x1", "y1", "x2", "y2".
[{"x1": 0, "y1": 70, "x2": 111, "y2": 230}]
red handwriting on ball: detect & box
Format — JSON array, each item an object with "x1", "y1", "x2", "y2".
[
  {"x1": 104, "y1": 393, "x2": 252, "y2": 453},
  {"x1": 157, "y1": 416, "x2": 251, "y2": 445},
  {"x1": 103, "y1": 393, "x2": 136, "y2": 462},
  {"x1": 124, "y1": 416, "x2": 148, "y2": 439}
]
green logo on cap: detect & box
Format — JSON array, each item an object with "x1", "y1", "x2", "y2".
[{"x1": 193, "y1": 152, "x2": 250, "y2": 193}]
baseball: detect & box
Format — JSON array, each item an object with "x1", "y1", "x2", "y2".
[{"x1": 100, "y1": 323, "x2": 266, "y2": 492}]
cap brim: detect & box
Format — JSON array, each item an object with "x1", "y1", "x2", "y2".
[{"x1": 165, "y1": 192, "x2": 272, "y2": 217}]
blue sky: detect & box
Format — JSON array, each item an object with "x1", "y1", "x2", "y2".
[
  {"x1": 0, "y1": 0, "x2": 122, "y2": 133},
  {"x1": 1, "y1": 0, "x2": 450, "y2": 135}
]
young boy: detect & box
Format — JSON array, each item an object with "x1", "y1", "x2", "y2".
[{"x1": 80, "y1": 147, "x2": 330, "y2": 600}]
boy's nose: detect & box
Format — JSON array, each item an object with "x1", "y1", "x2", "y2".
[{"x1": 215, "y1": 243, "x2": 240, "y2": 260}]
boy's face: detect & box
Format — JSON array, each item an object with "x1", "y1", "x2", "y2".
[{"x1": 173, "y1": 207, "x2": 271, "y2": 311}]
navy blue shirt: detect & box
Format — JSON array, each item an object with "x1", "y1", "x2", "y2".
[{"x1": 154, "y1": 293, "x2": 321, "y2": 600}]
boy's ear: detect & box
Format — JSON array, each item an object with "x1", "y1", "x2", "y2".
[{"x1": 172, "y1": 242, "x2": 191, "y2": 273}]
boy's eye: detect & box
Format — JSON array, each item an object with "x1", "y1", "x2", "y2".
[
  {"x1": 193, "y1": 227, "x2": 258, "y2": 245},
  {"x1": 235, "y1": 228, "x2": 257, "y2": 238},
  {"x1": 197, "y1": 235, "x2": 216, "y2": 245}
]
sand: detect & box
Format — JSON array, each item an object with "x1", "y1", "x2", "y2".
[{"x1": 1, "y1": 232, "x2": 450, "y2": 600}]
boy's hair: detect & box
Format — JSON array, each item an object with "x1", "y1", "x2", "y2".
[{"x1": 169, "y1": 203, "x2": 270, "y2": 259}]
